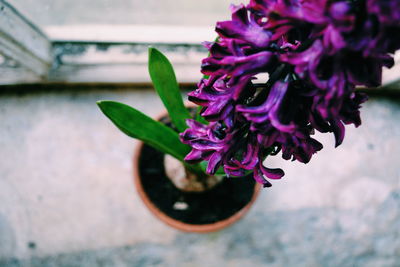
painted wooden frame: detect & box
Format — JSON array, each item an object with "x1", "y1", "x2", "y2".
[
  {"x1": 0, "y1": 0, "x2": 51, "y2": 84},
  {"x1": 0, "y1": 0, "x2": 399, "y2": 87}
]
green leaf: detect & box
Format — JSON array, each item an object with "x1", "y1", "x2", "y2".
[
  {"x1": 148, "y1": 47, "x2": 191, "y2": 133},
  {"x1": 97, "y1": 100, "x2": 190, "y2": 161}
]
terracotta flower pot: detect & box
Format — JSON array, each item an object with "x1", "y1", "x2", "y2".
[
  {"x1": 133, "y1": 141, "x2": 261, "y2": 233},
  {"x1": 132, "y1": 108, "x2": 261, "y2": 233}
]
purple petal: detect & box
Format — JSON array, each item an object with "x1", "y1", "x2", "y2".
[
  {"x1": 206, "y1": 153, "x2": 223, "y2": 174},
  {"x1": 331, "y1": 119, "x2": 345, "y2": 147},
  {"x1": 253, "y1": 168, "x2": 272, "y2": 187},
  {"x1": 259, "y1": 162, "x2": 285, "y2": 179}
]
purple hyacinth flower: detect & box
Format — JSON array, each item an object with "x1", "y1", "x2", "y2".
[
  {"x1": 180, "y1": 0, "x2": 400, "y2": 187},
  {"x1": 216, "y1": 4, "x2": 272, "y2": 48}
]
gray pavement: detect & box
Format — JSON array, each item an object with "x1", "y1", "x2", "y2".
[{"x1": 0, "y1": 88, "x2": 399, "y2": 266}]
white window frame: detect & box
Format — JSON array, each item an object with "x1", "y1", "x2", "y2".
[
  {"x1": 0, "y1": 0, "x2": 51, "y2": 84},
  {"x1": 0, "y1": 0, "x2": 399, "y2": 87},
  {"x1": 45, "y1": 25, "x2": 213, "y2": 84}
]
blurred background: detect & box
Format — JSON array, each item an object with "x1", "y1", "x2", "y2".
[
  {"x1": 0, "y1": 0, "x2": 399, "y2": 266},
  {"x1": 9, "y1": 0, "x2": 242, "y2": 26}
]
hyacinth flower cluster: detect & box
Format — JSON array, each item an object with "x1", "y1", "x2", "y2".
[{"x1": 180, "y1": 0, "x2": 400, "y2": 187}]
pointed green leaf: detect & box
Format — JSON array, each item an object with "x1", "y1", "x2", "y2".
[
  {"x1": 97, "y1": 100, "x2": 190, "y2": 161},
  {"x1": 148, "y1": 47, "x2": 191, "y2": 133}
]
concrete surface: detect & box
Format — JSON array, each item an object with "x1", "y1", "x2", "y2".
[{"x1": 0, "y1": 88, "x2": 399, "y2": 267}]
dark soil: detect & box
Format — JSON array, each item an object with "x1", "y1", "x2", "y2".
[{"x1": 138, "y1": 144, "x2": 257, "y2": 225}]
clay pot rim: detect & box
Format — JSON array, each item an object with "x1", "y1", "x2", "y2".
[{"x1": 133, "y1": 140, "x2": 261, "y2": 233}]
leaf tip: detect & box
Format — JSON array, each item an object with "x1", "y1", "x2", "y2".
[
  {"x1": 96, "y1": 100, "x2": 109, "y2": 109},
  {"x1": 96, "y1": 100, "x2": 105, "y2": 109},
  {"x1": 148, "y1": 47, "x2": 164, "y2": 60},
  {"x1": 96, "y1": 100, "x2": 116, "y2": 115}
]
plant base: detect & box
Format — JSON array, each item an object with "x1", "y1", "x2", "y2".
[{"x1": 133, "y1": 142, "x2": 261, "y2": 233}]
